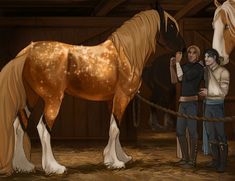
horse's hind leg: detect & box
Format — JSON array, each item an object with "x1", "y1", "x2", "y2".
[
  {"x1": 103, "y1": 89, "x2": 132, "y2": 169},
  {"x1": 12, "y1": 107, "x2": 35, "y2": 173},
  {"x1": 37, "y1": 96, "x2": 66, "y2": 175}
]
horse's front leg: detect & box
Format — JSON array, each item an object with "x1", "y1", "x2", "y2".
[
  {"x1": 37, "y1": 97, "x2": 66, "y2": 175},
  {"x1": 103, "y1": 90, "x2": 132, "y2": 169}
]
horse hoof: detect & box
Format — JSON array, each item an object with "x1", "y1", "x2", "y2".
[
  {"x1": 56, "y1": 166, "x2": 67, "y2": 175},
  {"x1": 125, "y1": 156, "x2": 133, "y2": 164},
  {"x1": 110, "y1": 161, "x2": 125, "y2": 169},
  {"x1": 44, "y1": 163, "x2": 67, "y2": 175},
  {"x1": 126, "y1": 156, "x2": 132, "y2": 162},
  {"x1": 14, "y1": 162, "x2": 35, "y2": 173}
]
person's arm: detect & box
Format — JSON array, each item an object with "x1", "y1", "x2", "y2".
[
  {"x1": 175, "y1": 52, "x2": 183, "y2": 81},
  {"x1": 169, "y1": 57, "x2": 178, "y2": 84},
  {"x1": 220, "y1": 69, "x2": 230, "y2": 96}
]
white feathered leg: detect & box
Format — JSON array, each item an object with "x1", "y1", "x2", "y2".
[
  {"x1": 37, "y1": 116, "x2": 66, "y2": 175},
  {"x1": 103, "y1": 114, "x2": 125, "y2": 169},
  {"x1": 115, "y1": 131, "x2": 132, "y2": 163},
  {"x1": 13, "y1": 117, "x2": 35, "y2": 173}
]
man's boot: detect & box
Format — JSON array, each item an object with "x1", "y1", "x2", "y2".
[
  {"x1": 188, "y1": 138, "x2": 197, "y2": 168},
  {"x1": 206, "y1": 142, "x2": 219, "y2": 168},
  {"x1": 217, "y1": 143, "x2": 228, "y2": 173},
  {"x1": 176, "y1": 136, "x2": 189, "y2": 167}
]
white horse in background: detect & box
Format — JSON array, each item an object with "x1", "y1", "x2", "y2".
[{"x1": 213, "y1": 0, "x2": 235, "y2": 65}]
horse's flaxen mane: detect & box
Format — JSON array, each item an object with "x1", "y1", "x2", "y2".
[
  {"x1": 109, "y1": 10, "x2": 160, "y2": 74},
  {"x1": 213, "y1": 0, "x2": 235, "y2": 37}
]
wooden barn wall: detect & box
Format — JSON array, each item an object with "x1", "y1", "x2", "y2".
[
  {"x1": 0, "y1": 17, "x2": 137, "y2": 140},
  {"x1": 179, "y1": 18, "x2": 235, "y2": 139}
]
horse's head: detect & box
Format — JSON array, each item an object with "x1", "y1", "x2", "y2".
[
  {"x1": 156, "y1": 3, "x2": 186, "y2": 53},
  {"x1": 212, "y1": 0, "x2": 235, "y2": 65}
]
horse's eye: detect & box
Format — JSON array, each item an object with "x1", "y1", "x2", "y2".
[{"x1": 225, "y1": 24, "x2": 230, "y2": 29}]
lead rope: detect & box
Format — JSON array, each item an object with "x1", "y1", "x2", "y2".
[{"x1": 133, "y1": 92, "x2": 235, "y2": 127}]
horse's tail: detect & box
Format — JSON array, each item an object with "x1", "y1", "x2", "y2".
[{"x1": 0, "y1": 51, "x2": 29, "y2": 176}]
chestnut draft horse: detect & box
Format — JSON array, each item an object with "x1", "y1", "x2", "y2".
[
  {"x1": 0, "y1": 5, "x2": 185, "y2": 176},
  {"x1": 213, "y1": 0, "x2": 235, "y2": 65}
]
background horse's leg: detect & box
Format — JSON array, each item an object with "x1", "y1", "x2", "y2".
[
  {"x1": 12, "y1": 109, "x2": 35, "y2": 173},
  {"x1": 37, "y1": 96, "x2": 66, "y2": 175},
  {"x1": 103, "y1": 89, "x2": 131, "y2": 169}
]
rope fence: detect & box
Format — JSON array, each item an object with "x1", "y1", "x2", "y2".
[{"x1": 135, "y1": 93, "x2": 235, "y2": 123}]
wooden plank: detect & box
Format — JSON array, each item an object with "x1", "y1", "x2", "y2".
[
  {"x1": 0, "y1": 17, "x2": 128, "y2": 27},
  {"x1": 80, "y1": 27, "x2": 114, "y2": 44},
  {"x1": 93, "y1": 0, "x2": 126, "y2": 16},
  {"x1": 194, "y1": 31, "x2": 211, "y2": 46},
  {"x1": 225, "y1": 96, "x2": 235, "y2": 101},
  {"x1": 187, "y1": 0, "x2": 213, "y2": 17},
  {"x1": 174, "y1": 0, "x2": 206, "y2": 20},
  {"x1": 161, "y1": 4, "x2": 184, "y2": 11},
  {"x1": 183, "y1": 18, "x2": 213, "y2": 30},
  {"x1": 73, "y1": 97, "x2": 89, "y2": 137},
  {"x1": 0, "y1": 0, "x2": 95, "y2": 7}
]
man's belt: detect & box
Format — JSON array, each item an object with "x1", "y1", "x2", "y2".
[{"x1": 179, "y1": 95, "x2": 198, "y2": 102}]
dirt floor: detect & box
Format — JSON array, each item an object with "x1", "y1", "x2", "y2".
[{"x1": 2, "y1": 131, "x2": 235, "y2": 181}]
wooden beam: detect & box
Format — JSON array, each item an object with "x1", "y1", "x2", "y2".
[
  {"x1": 183, "y1": 18, "x2": 213, "y2": 30},
  {"x1": 0, "y1": 0, "x2": 94, "y2": 8},
  {"x1": 187, "y1": 0, "x2": 213, "y2": 17},
  {"x1": 0, "y1": 17, "x2": 128, "y2": 27},
  {"x1": 93, "y1": 0, "x2": 126, "y2": 16},
  {"x1": 174, "y1": 0, "x2": 210, "y2": 20},
  {"x1": 194, "y1": 31, "x2": 211, "y2": 46},
  {"x1": 161, "y1": 4, "x2": 184, "y2": 11},
  {"x1": 80, "y1": 27, "x2": 114, "y2": 44},
  {"x1": 229, "y1": 60, "x2": 235, "y2": 67}
]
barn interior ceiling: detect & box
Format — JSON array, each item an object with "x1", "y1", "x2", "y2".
[{"x1": 0, "y1": 0, "x2": 222, "y2": 19}]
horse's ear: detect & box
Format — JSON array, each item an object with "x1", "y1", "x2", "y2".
[
  {"x1": 214, "y1": 0, "x2": 221, "y2": 7},
  {"x1": 156, "y1": 2, "x2": 165, "y2": 28}
]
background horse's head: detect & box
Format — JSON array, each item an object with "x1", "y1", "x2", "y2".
[
  {"x1": 212, "y1": 0, "x2": 235, "y2": 65},
  {"x1": 156, "y1": 3, "x2": 185, "y2": 53}
]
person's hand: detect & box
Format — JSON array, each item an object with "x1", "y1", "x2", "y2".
[
  {"x1": 199, "y1": 88, "x2": 207, "y2": 96},
  {"x1": 170, "y1": 57, "x2": 176, "y2": 66},
  {"x1": 175, "y1": 51, "x2": 182, "y2": 63}
]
